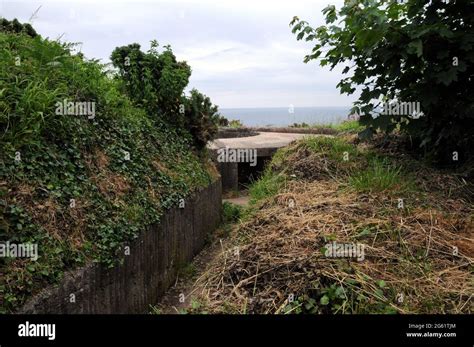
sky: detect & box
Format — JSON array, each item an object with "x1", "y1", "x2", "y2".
[{"x1": 0, "y1": 0, "x2": 355, "y2": 108}]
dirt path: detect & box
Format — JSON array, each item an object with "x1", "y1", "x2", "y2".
[
  {"x1": 153, "y1": 195, "x2": 248, "y2": 314},
  {"x1": 152, "y1": 235, "x2": 228, "y2": 314},
  {"x1": 223, "y1": 195, "x2": 250, "y2": 206}
]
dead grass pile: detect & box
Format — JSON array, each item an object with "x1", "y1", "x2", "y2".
[
  {"x1": 84, "y1": 149, "x2": 130, "y2": 199},
  {"x1": 190, "y1": 141, "x2": 473, "y2": 314},
  {"x1": 270, "y1": 138, "x2": 366, "y2": 183},
  {"x1": 12, "y1": 183, "x2": 89, "y2": 248}
]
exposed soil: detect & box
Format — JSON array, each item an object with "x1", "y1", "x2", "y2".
[{"x1": 223, "y1": 196, "x2": 250, "y2": 207}]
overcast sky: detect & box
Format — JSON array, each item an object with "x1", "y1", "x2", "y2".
[{"x1": 1, "y1": 0, "x2": 355, "y2": 108}]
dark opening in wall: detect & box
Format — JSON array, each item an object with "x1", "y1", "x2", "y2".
[{"x1": 238, "y1": 156, "x2": 271, "y2": 189}]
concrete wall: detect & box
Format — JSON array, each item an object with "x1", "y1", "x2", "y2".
[
  {"x1": 213, "y1": 149, "x2": 278, "y2": 192},
  {"x1": 217, "y1": 128, "x2": 258, "y2": 139},
  {"x1": 18, "y1": 178, "x2": 222, "y2": 314},
  {"x1": 217, "y1": 162, "x2": 238, "y2": 191}
]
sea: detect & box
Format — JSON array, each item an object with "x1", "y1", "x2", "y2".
[{"x1": 219, "y1": 106, "x2": 351, "y2": 127}]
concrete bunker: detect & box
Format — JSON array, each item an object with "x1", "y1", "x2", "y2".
[{"x1": 215, "y1": 147, "x2": 278, "y2": 192}]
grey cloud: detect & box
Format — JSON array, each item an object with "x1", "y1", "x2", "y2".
[{"x1": 1, "y1": 0, "x2": 354, "y2": 107}]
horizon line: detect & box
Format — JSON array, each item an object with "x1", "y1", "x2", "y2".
[{"x1": 219, "y1": 105, "x2": 353, "y2": 109}]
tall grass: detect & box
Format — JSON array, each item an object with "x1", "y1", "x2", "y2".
[
  {"x1": 248, "y1": 170, "x2": 286, "y2": 205},
  {"x1": 302, "y1": 135, "x2": 358, "y2": 161},
  {"x1": 330, "y1": 120, "x2": 365, "y2": 133},
  {"x1": 349, "y1": 157, "x2": 414, "y2": 193}
]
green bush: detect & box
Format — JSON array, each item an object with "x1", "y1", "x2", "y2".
[
  {"x1": 110, "y1": 41, "x2": 191, "y2": 119},
  {"x1": 0, "y1": 22, "x2": 213, "y2": 312},
  {"x1": 111, "y1": 41, "x2": 221, "y2": 149},
  {"x1": 0, "y1": 18, "x2": 37, "y2": 37},
  {"x1": 292, "y1": 0, "x2": 474, "y2": 163},
  {"x1": 183, "y1": 89, "x2": 220, "y2": 149},
  {"x1": 228, "y1": 119, "x2": 243, "y2": 128},
  {"x1": 216, "y1": 116, "x2": 229, "y2": 127}
]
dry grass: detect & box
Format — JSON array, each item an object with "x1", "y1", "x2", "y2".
[
  {"x1": 84, "y1": 149, "x2": 130, "y2": 199},
  {"x1": 94, "y1": 173, "x2": 130, "y2": 198},
  {"x1": 13, "y1": 183, "x2": 90, "y2": 248},
  {"x1": 152, "y1": 159, "x2": 178, "y2": 179},
  {"x1": 183, "y1": 139, "x2": 473, "y2": 314}
]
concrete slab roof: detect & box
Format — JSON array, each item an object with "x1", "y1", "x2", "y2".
[{"x1": 209, "y1": 132, "x2": 327, "y2": 150}]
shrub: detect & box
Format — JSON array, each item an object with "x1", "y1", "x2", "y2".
[
  {"x1": 216, "y1": 115, "x2": 229, "y2": 127},
  {"x1": 111, "y1": 41, "x2": 221, "y2": 149},
  {"x1": 0, "y1": 18, "x2": 37, "y2": 37},
  {"x1": 183, "y1": 89, "x2": 220, "y2": 149},
  {"x1": 0, "y1": 26, "x2": 123, "y2": 149},
  {"x1": 228, "y1": 119, "x2": 243, "y2": 128},
  {"x1": 0, "y1": 21, "x2": 213, "y2": 312},
  {"x1": 222, "y1": 201, "x2": 242, "y2": 223},
  {"x1": 291, "y1": 0, "x2": 474, "y2": 163},
  {"x1": 110, "y1": 41, "x2": 191, "y2": 119}
]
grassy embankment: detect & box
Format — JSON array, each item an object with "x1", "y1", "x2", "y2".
[
  {"x1": 178, "y1": 128, "x2": 473, "y2": 314},
  {"x1": 0, "y1": 29, "x2": 216, "y2": 312}
]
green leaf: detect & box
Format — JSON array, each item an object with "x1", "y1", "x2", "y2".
[
  {"x1": 407, "y1": 40, "x2": 423, "y2": 57},
  {"x1": 436, "y1": 68, "x2": 458, "y2": 86},
  {"x1": 335, "y1": 286, "x2": 346, "y2": 299},
  {"x1": 322, "y1": 5, "x2": 337, "y2": 24},
  {"x1": 320, "y1": 295, "x2": 330, "y2": 305}
]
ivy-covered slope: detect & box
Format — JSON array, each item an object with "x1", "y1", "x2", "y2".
[{"x1": 0, "y1": 29, "x2": 216, "y2": 312}]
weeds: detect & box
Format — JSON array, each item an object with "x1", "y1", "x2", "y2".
[
  {"x1": 349, "y1": 156, "x2": 416, "y2": 194},
  {"x1": 248, "y1": 170, "x2": 287, "y2": 205},
  {"x1": 185, "y1": 136, "x2": 473, "y2": 314},
  {"x1": 0, "y1": 26, "x2": 215, "y2": 312},
  {"x1": 222, "y1": 201, "x2": 242, "y2": 223}
]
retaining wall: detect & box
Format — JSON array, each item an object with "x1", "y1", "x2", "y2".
[{"x1": 18, "y1": 178, "x2": 222, "y2": 314}]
